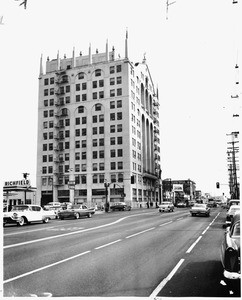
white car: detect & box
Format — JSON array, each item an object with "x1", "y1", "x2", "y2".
[
  {"x1": 190, "y1": 203, "x2": 210, "y2": 217},
  {"x1": 225, "y1": 205, "x2": 240, "y2": 227},
  {"x1": 3, "y1": 205, "x2": 52, "y2": 226},
  {"x1": 158, "y1": 202, "x2": 174, "y2": 212}
]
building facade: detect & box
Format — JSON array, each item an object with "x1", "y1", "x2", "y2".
[{"x1": 36, "y1": 34, "x2": 161, "y2": 208}]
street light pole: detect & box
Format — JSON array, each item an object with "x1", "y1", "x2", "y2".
[{"x1": 104, "y1": 179, "x2": 110, "y2": 212}]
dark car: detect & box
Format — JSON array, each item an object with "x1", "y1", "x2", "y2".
[
  {"x1": 110, "y1": 202, "x2": 131, "y2": 211},
  {"x1": 58, "y1": 204, "x2": 95, "y2": 220},
  {"x1": 221, "y1": 214, "x2": 240, "y2": 280}
]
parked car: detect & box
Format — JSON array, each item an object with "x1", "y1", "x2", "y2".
[
  {"x1": 227, "y1": 199, "x2": 240, "y2": 210},
  {"x1": 207, "y1": 199, "x2": 217, "y2": 208},
  {"x1": 158, "y1": 202, "x2": 174, "y2": 212},
  {"x1": 221, "y1": 213, "x2": 240, "y2": 280},
  {"x1": 176, "y1": 202, "x2": 187, "y2": 208},
  {"x1": 109, "y1": 202, "x2": 131, "y2": 211},
  {"x1": 224, "y1": 205, "x2": 240, "y2": 227},
  {"x1": 3, "y1": 205, "x2": 51, "y2": 226},
  {"x1": 44, "y1": 202, "x2": 62, "y2": 209},
  {"x1": 43, "y1": 207, "x2": 59, "y2": 219},
  {"x1": 58, "y1": 204, "x2": 95, "y2": 220},
  {"x1": 190, "y1": 203, "x2": 210, "y2": 217}
]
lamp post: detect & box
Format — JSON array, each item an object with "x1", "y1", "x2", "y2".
[
  {"x1": 68, "y1": 168, "x2": 75, "y2": 204},
  {"x1": 104, "y1": 179, "x2": 110, "y2": 212}
]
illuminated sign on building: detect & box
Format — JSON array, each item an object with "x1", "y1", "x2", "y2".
[{"x1": 173, "y1": 184, "x2": 183, "y2": 192}]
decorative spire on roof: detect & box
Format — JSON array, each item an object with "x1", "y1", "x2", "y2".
[{"x1": 125, "y1": 28, "x2": 128, "y2": 59}]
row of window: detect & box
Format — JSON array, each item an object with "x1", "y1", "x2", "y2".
[
  {"x1": 42, "y1": 148, "x2": 124, "y2": 163},
  {"x1": 44, "y1": 64, "x2": 122, "y2": 86},
  {"x1": 43, "y1": 136, "x2": 123, "y2": 151},
  {"x1": 42, "y1": 161, "x2": 124, "y2": 174}
]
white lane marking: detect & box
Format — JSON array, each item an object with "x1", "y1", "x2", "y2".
[
  {"x1": 202, "y1": 226, "x2": 210, "y2": 235},
  {"x1": 149, "y1": 258, "x2": 185, "y2": 299},
  {"x1": 95, "y1": 239, "x2": 121, "y2": 250},
  {"x1": 4, "y1": 215, "x2": 139, "y2": 249},
  {"x1": 186, "y1": 236, "x2": 202, "y2": 253},
  {"x1": 4, "y1": 226, "x2": 56, "y2": 236},
  {"x1": 176, "y1": 217, "x2": 183, "y2": 221},
  {"x1": 159, "y1": 221, "x2": 173, "y2": 227},
  {"x1": 3, "y1": 251, "x2": 91, "y2": 284},
  {"x1": 125, "y1": 227, "x2": 155, "y2": 239}
]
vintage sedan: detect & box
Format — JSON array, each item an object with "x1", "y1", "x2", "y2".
[
  {"x1": 3, "y1": 205, "x2": 51, "y2": 226},
  {"x1": 221, "y1": 214, "x2": 240, "y2": 280},
  {"x1": 109, "y1": 202, "x2": 131, "y2": 211},
  {"x1": 158, "y1": 201, "x2": 174, "y2": 212},
  {"x1": 225, "y1": 205, "x2": 240, "y2": 227},
  {"x1": 190, "y1": 203, "x2": 210, "y2": 217},
  {"x1": 58, "y1": 204, "x2": 95, "y2": 220}
]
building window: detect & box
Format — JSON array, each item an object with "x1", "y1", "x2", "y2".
[
  {"x1": 99, "y1": 138, "x2": 104, "y2": 146},
  {"x1": 78, "y1": 72, "x2": 85, "y2": 80},
  {"x1": 99, "y1": 80, "x2": 104, "y2": 87},
  {"x1": 99, "y1": 91, "x2": 104, "y2": 99},
  {"x1": 75, "y1": 152, "x2": 80, "y2": 160},
  {"x1": 82, "y1": 117, "x2": 87, "y2": 124},
  {"x1": 82, "y1": 164, "x2": 86, "y2": 171},
  {"x1": 117, "y1": 112, "x2": 122, "y2": 120},
  {"x1": 43, "y1": 111, "x2": 48, "y2": 118},
  {"x1": 117, "y1": 149, "x2": 123, "y2": 157},
  {"x1": 82, "y1": 83, "x2": 87, "y2": 90},
  {"x1": 75, "y1": 141, "x2": 80, "y2": 148},
  {"x1": 117, "y1": 88, "x2": 122, "y2": 96},
  {"x1": 93, "y1": 139, "x2": 98, "y2": 147},
  {"x1": 92, "y1": 81, "x2": 97, "y2": 88},
  {"x1": 95, "y1": 103, "x2": 102, "y2": 111},
  {"x1": 116, "y1": 65, "x2": 122, "y2": 72},
  {"x1": 117, "y1": 100, "x2": 122, "y2": 108},
  {"x1": 95, "y1": 69, "x2": 102, "y2": 77},
  {"x1": 99, "y1": 114, "x2": 104, "y2": 122},
  {"x1": 110, "y1": 78, "x2": 115, "y2": 85},
  {"x1": 75, "y1": 129, "x2": 80, "y2": 137},
  {"x1": 93, "y1": 127, "x2": 97, "y2": 135},
  {"x1": 50, "y1": 88, "x2": 54, "y2": 95},
  {"x1": 43, "y1": 144, "x2": 47, "y2": 151},
  {"x1": 82, "y1": 152, "x2": 86, "y2": 159},
  {"x1": 82, "y1": 128, "x2": 86, "y2": 136},
  {"x1": 75, "y1": 164, "x2": 80, "y2": 172},
  {"x1": 110, "y1": 125, "x2": 115, "y2": 133},
  {"x1": 76, "y1": 84, "x2": 80, "y2": 91},
  {"x1": 43, "y1": 155, "x2": 47, "y2": 162},
  {"x1": 110, "y1": 66, "x2": 115, "y2": 74},
  {"x1": 111, "y1": 162, "x2": 116, "y2": 170},
  {"x1": 82, "y1": 94, "x2": 87, "y2": 101},
  {"x1": 78, "y1": 106, "x2": 84, "y2": 113},
  {"x1": 93, "y1": 151, "x2": 98, "y2": 159},
  {"x1": 93, "y1": 163, "x2": 98, "y2": 171},
  {"x1": 110, "y1": 89, "x2": 115, "y2": 97},
  {"x1": 44, "y1": 100, "x2": 48, "y2": 107},
  {"x1": 99, "y1": 173, "x2": 105, "y2": 183},
  {"x1": 117, "y1": 76, "x2": 122, "y2": 84},
  {"x1": 44, "y1": 89, "x2": 48, "y2": 96},
  {"x1": 42, "y1": 166, "x2": 47, "y2": 174},
  {"x1": 99, "y1": 127, "x2": 104, "y2": 134},
  {"x1": 110, "y1": 101, "x2": 115, "y2": 109},
  {"x1": 110, "y1": 149, "x2": 115, "y2": 157},
  {"x1": 44, "y1": 78, "x2": 49, "y2": 85},
  {"x1": 82, "y1": 140, "x2": 87, "y2": 148},
  {"x1": 117, "y1": 137, "x2": 123, "y2": 144},
  {"x1": 65, "y1": 153, "x2": 69, "y2": 161},
  {"x1": 110, "y1": 137, "x2": 115, "y2": 145},
  {"x1": 99, "y1": 163, "x2": 105, "y2": 171},
  {"x1": 117, "y1": 124, "x2": 122, "y2": 132},
  {"x1": 99, "y1": 150, "x2": 104, "y2": 158},
  {"x1": 93, "y1": 92, "x2": 97, "y2": 100},
  {"x1": 110, "y1": 113, "x2": 115, "y2": 121},
  {"x1": 118, "y1": 162, "x2": 123, "y2": 170},
  {"x1": 93, "y1": 115, "x2": 97, "y2": 123},
  {"x1": 66, "y1": 86, "x2": 70, "y2": 93},
  {"x1": 76, "y1": 117, "x2": 80, "y2": 125},
  {"x1": 76, "y1": 95, "x2": 80, "y2": 102},
  {"x1": 93, "y1": 174, "x2": 98, "y2": 184}
]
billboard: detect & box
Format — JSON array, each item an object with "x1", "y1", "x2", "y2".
[{"x1": 173, "y1": 184, "x2": 183, "y2": 192}]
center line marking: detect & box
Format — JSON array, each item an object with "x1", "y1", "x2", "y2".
[
  {"x1": 149, "y1": 258, "x2": 185, "y2": 299},
  {"x1": 4, "y1": 250, "x2": 91, "y2": 284},
  {"x1": 126, "y1": 227, "x2": 155, "y2": 239},
  {"x1": 186, "y1": 236, "x2": 202, "y2": 253},
  {"x1": 159, "y1": 221, "x2": 173, "y2": 227},
  {"x1": 95, "y1": 239, "x2": 121, "y2": 249}
]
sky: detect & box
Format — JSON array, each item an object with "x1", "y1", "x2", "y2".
[{"x1": 0, "y1": 0, "x2": 241, "y2": 197}]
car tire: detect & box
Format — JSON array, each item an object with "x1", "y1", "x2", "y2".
[
  {"x1": 18, "y1": 217, "x2": 25, "y2": 226},
  {"x1": 88, "y1": 212, "x2": 92, "y2": 218},
  {"x1": 74, "y1": 213, "x2": 80, "y2": 219},
  {"x1": 43, "y1": 217, "x2": 49, "y2": 223},
  {"x1": 59, "y1": 217, "x2": 64, "y2": 220}
]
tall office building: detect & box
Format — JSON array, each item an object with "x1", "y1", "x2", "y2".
[{"x1": 36, "y1": 34, "x2": 161, "y2": 208}]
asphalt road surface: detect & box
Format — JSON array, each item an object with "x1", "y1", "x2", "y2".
[{"x1": 3, "y1": 206, "x2": 240, "y2": 298}]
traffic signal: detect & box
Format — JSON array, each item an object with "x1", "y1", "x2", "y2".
[
  {"x1": 131, "y1": 175, "x2": 135, "y2": 184},
  {"x1": 216, "y1": 182, "x2": 220, "y2": 189}
]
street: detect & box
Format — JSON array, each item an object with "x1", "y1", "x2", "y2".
[{"x1": 3, "y1": 206, "x2": 240, "y2": 298}]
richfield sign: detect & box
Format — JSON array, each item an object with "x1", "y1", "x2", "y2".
[{"x1": 4, "y1": 180, "x2": 30, "y2": 188}]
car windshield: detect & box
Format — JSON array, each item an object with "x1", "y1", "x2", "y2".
[
  {"x1": 229, "y1": 207, "x2": 240, "y2": 214},
  {"x1": 12, "y1": 206, "x2": 29, "y2": 211},
  {"x1": 232, "y1": 222, "x2": 240, "y2": 237}
]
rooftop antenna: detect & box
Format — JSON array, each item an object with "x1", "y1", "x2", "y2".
[{"x1": 166, "y1": 0, "x2": 176, "y2": 20}]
